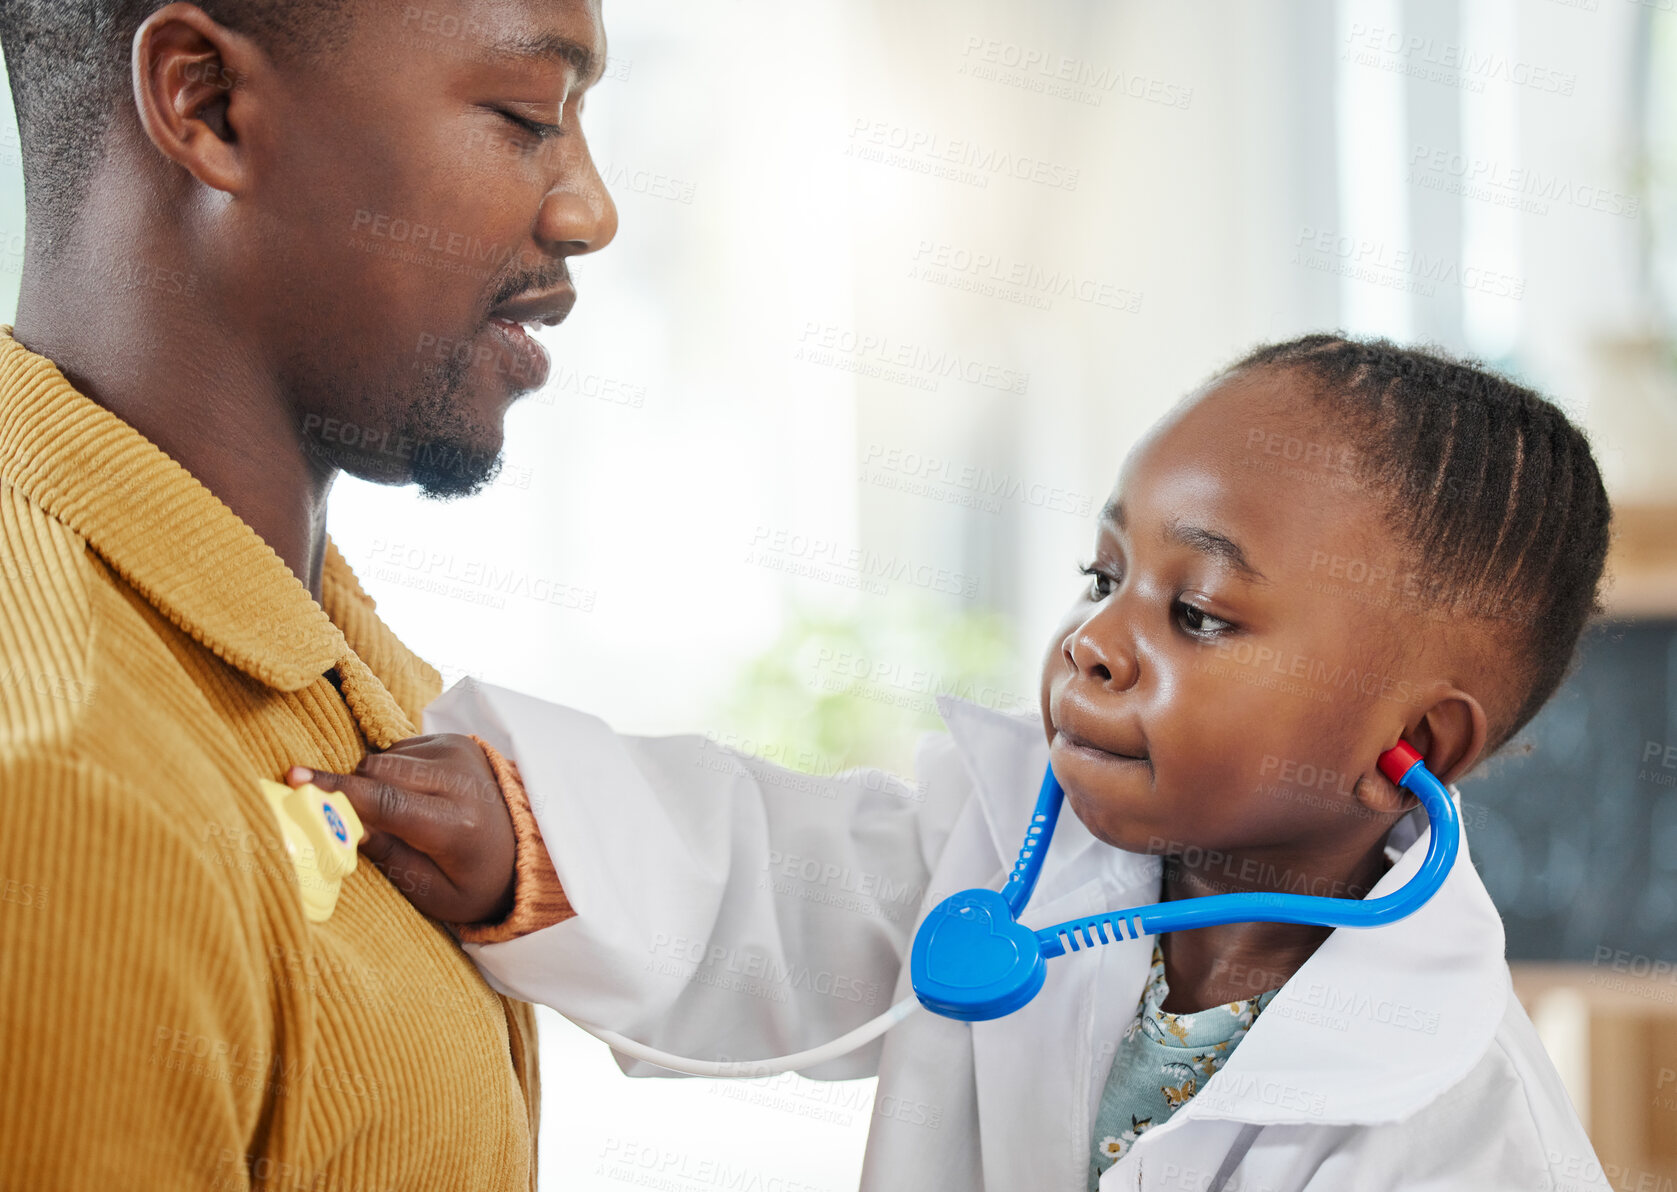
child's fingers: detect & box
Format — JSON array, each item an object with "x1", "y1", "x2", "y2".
[
  {"x1": 356, "y1": 828, "x2": 469, "y2": 919},
  {"x1": 360, "y1": 739, "x2": 501, "y2": 805},
  {"x1": 287, "y1": 765, "x2": 452, "y2": 855}
]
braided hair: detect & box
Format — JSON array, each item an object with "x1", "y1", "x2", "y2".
[{"x1": 1224, "y1": 334, "x2": 1612, "y2": 755}]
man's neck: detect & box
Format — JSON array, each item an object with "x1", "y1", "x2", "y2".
[{"x1": 13, "y1": 276, "x2": 337, "y2": 603}]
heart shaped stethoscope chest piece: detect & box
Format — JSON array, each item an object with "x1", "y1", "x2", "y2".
[{"x1": 910, "y1": 887, "x2": 1047, "y2": 1021}]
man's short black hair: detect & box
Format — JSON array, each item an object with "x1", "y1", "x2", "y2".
[{"x1": 0, "y1": 1, "x2": 356, "y2": 257}]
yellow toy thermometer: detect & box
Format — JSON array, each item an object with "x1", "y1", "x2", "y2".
[{"x1": 258, "y1": 778, "x2": 364, "y2": 923}]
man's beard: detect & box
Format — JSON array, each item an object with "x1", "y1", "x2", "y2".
[
  {"x1": 409, "y1": 432, "x2": 504, "y2": 498},
  {"x1": 398, "y1": 365, "x2": 506, "y2": 500},
  {"x1": 302, "y1": 345, "x2": 507, "y2": 499}
]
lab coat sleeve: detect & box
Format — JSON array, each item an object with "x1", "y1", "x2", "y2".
[{"x1": 421, "y1": 679, "x2": 976, "y2": 1080}]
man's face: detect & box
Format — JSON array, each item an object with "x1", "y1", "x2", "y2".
[
  {"x1": 1037, "y1": 371, "x2": 1427, "y2": 877},
  {"x1": 239, "y1": 0, "x2": 617, "y2": 496}
]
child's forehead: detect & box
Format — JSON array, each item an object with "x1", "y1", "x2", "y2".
[
  {"x1": 1177, "y1": 367, "x2": 1326, "y2": 438},
  {"x1": 1118, "y1": 370, "x2": 1350, "y2": 489},
  {"x1": 1104, "y1": 370, "x2": 1386, "y2": 569}
]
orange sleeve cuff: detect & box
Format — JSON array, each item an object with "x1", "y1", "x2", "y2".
[{"x1": 451, "y1": 734, "x2": 576, "y2": 943}]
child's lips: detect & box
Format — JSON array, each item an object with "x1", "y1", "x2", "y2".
[{"x1": 1052, "y1": 726, "x2": 1149, "y2": 765}]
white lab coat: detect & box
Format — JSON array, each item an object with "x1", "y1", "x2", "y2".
[{"x1": 425, "y1": 680, "x2": 1610, "y2": 1192}]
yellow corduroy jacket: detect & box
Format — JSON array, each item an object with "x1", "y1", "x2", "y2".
[{"x1": 0, "y1": 326, "x2": 552, "y2": 1189}]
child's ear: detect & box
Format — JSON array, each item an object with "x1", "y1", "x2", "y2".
[
  {"x1": 1354, "y1": 687, "x2": 1489, "y2": 813},
  {"x1": 1402, "y1": 688, "x2": 1489, "y2": 787}
]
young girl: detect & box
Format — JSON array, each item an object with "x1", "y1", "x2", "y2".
[{"x1": 292, "y1": 335, "x2": 1613, "y2": 1191}]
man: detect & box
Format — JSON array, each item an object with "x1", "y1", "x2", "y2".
[{"x1": 0, "y1": 0, "x2": 615, "y2": 1186}]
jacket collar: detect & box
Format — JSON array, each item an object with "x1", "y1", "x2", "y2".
[
  {"x1": 0, "y1": 326, "x2": 417, "y2": 746},
  {"x1": 935, "y1": 695, "x2": 1510, "y2": 1133}
]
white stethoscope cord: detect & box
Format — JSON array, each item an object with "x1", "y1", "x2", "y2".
[
  {"x1": 569, "y1": 996, "x2": 921, "y2": 1078},
  {"x1": 560, "y1": 870, "x2": 1014, "y2": 1077}
]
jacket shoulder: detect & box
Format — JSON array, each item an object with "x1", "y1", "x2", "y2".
[
  {"x1": 0, "y1": 483, "x2": 231, "y2": 792},
  {"x1": 0, "y1": 483, "x2": 102, "y2": 755}
]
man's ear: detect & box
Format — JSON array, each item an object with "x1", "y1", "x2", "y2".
[
  {"x1": 130, "y1": 3, "x2": 267, "y2": 198},
  {"x1": 1401, "y1": 687, "x2": 1489, "y2": 787}
]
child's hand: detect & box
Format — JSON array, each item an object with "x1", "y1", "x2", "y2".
[{"x1": 286, "y1": 734, "x2": 517, "y2": 925}]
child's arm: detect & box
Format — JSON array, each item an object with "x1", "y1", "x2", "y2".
[{"x1": 299, "y1": 679, "x2": 972, "y2": 1080}]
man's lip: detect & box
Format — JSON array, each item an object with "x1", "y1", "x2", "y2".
[
  {"x1": 486, "y1": 318, "x2": 551, "y2": 390},
  {"x1": 488, "y1": 283, "x2": 577, "y2": 328}
]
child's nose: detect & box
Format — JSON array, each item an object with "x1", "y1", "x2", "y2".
[{"x1": 1064, "y1": 620, "x2": 1138, "y2": 690}]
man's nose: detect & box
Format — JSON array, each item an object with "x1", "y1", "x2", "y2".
[
  {"x1": 536, "y1": 151, "x2": 619, "y2": 257},
  {"x1": 1063, "y1": 611, "x2": 1138, "y2": 690}
]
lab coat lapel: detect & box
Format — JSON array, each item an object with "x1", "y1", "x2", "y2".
[
  {"x1": 1130, "y1": 788, "x2": 1508, "y2": 1147},
  {"x1": 969, "y1": 874, "x2": 1156, "y2": 1191},
  {"x1": 937, "y1": 697, "x2": 1167, "y2": 1189},
  {"x1": 936, "y1": 696, "x2": 1104, "y2": 897}
]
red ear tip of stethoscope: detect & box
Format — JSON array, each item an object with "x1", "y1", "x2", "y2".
[{"x1": 1377, "y1": 740, "x2": 1424, "y2": 785}]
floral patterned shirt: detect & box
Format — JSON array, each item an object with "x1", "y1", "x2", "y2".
[{"x1": 1089, "y1": 942, "x2": 1283, "y2": 1188}]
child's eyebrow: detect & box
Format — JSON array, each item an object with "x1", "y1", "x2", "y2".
[{"x1": 1100, "y1": 500, "x2": 1270, "y2": 585}]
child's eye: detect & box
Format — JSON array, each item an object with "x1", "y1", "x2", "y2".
[
  {"x1": 1078, "y1": 562, "x2": 1114, "y2": 601},
  {"x1": 1176, "y1": 601, "x2": 1235, "y2": 637}
]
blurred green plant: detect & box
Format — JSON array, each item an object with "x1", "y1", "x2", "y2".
[{"x1": 722, "y1": 597, "x2": 1031, "y2": 777}]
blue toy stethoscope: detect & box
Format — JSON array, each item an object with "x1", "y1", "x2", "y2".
[{"x1": 571, "y1": 741, "x2": 1459, "y2": 1076}]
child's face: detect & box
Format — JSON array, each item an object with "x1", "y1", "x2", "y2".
[{"x1": 1038, "y1": 369, "x2": 1425, "y2": 860}]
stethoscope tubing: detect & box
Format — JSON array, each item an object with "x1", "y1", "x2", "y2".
[
  {"x1": 566, "y1": 749, "x2": 1458, "y2": 1075},
  {"x1": 1032, "y1": 754, "x2": 1459, "y2": 957}
]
